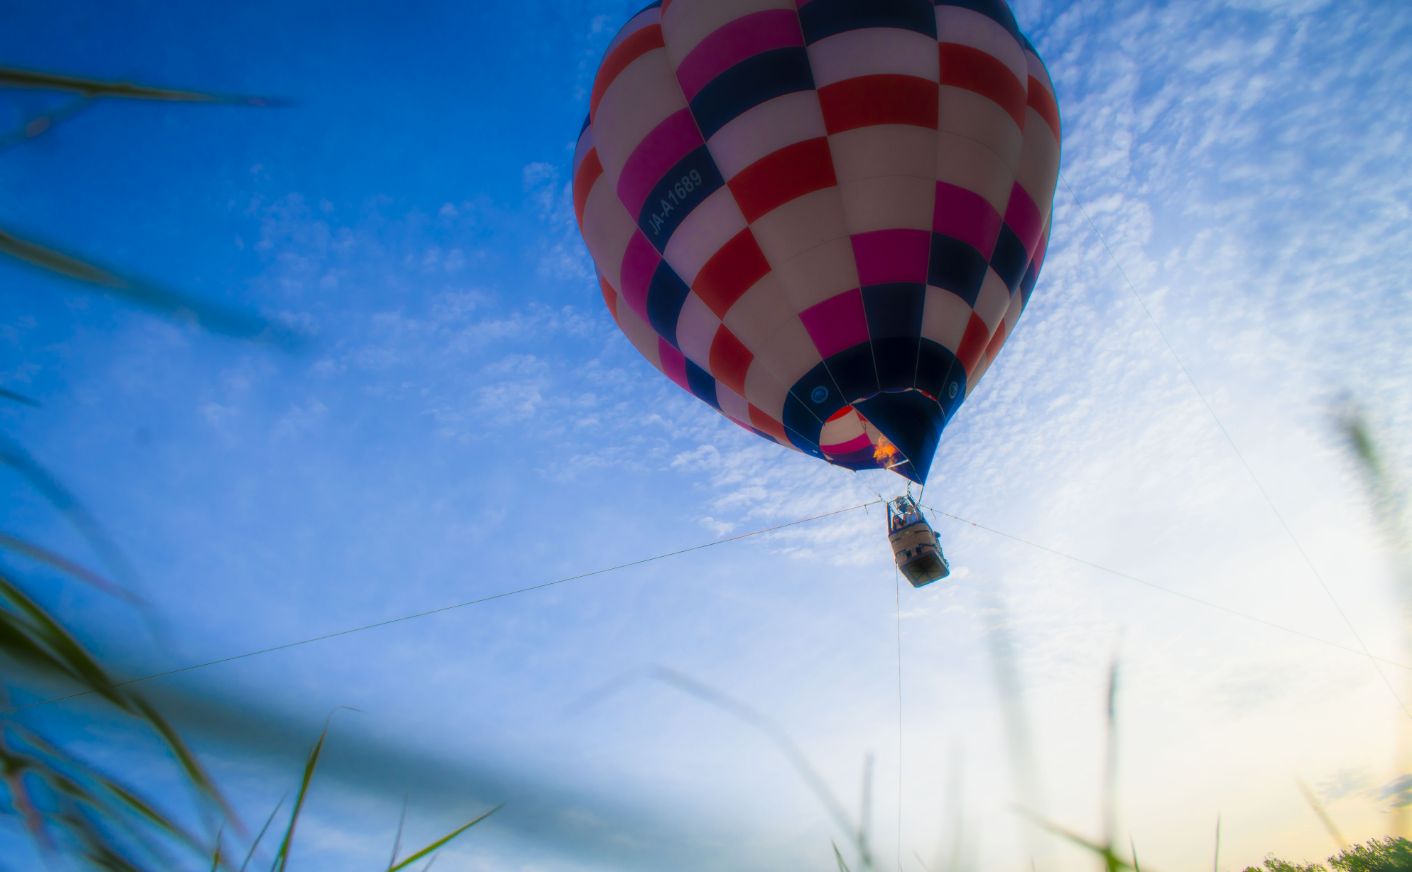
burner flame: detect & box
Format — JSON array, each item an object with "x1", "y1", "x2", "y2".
[{"x1": 873, "y1": 437, "x2": 900, "y2": 466}]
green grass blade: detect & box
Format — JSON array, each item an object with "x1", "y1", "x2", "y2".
[
  {"x1": 46, "y1": 779, "x2": 157, "y2": 870},
  {"x1": 97, "y1": 774, "x2": 209, "y2": 855},
  {"x1": 388, "y1": 804, "x2": 501, "y2": 871},
  {"x1": 130, "y1": 696, "x2": 235, "y2": 822},
  {"x1": 15, "y1": 722, "x2": 201, "y2": 866},
  {"x1": 0, "y1": 67, "x2": 279, "y2": 105},
  {"x1": 1131, "y1": 836, "x2": 1141, "y2": 872},
  {"x1": 0, "y1": 585, "x2": 232, "y2": 827},
  {"x1": 272, "y1": 729, "x2": 327, "y2": 872},
  {"x1": 0, "y1": 608, "x2": 79, "y2": 679},
  {"x1": 0, "y1": 228, "x2": 294, "y2": 343},
  {"x1": 210, "y1": 825, "x2": 224, "y2": 872},
  {"x1": 388, "y1": 797, "x2": 408, "y2": 871},
  {"x1": 1016, "y1": 809, "x2": 1135, "y2": 871},
  {"x1": 0, "y1": 531, "x2": 137, "y2": 601},
  {"x1": 238, "y1": 795, "x2": 286, "y2": 872},
  {"x1": 0, "y1": 572, "x2": 129, "y2": 708}
]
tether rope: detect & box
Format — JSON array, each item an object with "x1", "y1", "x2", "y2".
[
  {"x1": 893, "y1": 566, "x2": 905, "y2": 872},
  {"x1": 1059, "y1": 171, "x2": 1411, "y2": 719},
  {"x1": 11, "y1": 501, "x2": 880, "y2": 714},
  {"x1": 18, "y1": 489, "x2": 1408, "y2": 728},
  {"x1": 925, "y1": 504, "x2": 1412, "y2": 672}
]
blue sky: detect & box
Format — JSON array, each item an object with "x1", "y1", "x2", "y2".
[{"x1": 3, "y1": 1, "x2": 1412, "y2": 870}]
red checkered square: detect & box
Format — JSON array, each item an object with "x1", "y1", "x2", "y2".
[
  {"x1": 955, "y1": 312, "x2": 992, "y2": 377},
  {"x1": 939, "y1": 44, "x2": 1027, "y2": 128},
  {"x1": 708, "y1": 326, "x2": 754, "y2": 396},
  {"x1": 694, "y1": 228, "x2": 770, "y2": 317},
  {"x1": 749, "y1": 404, "x2": 790, "y2": 445},
  {"x1": 818, "y1": 75, "x2": 939, "y2": 134},
  {"x1": 727, "y1": 137, "x2": 837, "y2": 223}
]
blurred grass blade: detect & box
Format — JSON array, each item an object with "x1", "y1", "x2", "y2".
[
  {"x1": 0, "y1": 531, "x2": 137, "y2": 602},
  {"x1": 0, "y1": 602, "x2": 81, "y2": 675},
  {"x1": 983, "y1": 588, "x2": 1050, "y2": 870},
  {"x1": 0, "y1": 387, "x2": 40, "y2": 407},
  {"x1": 0, "y1": 576, "x2": 233, "y2": 831},
  {"x1": 1212, "y1": 815, "x2": 1220, "y2": 872},
  {"x1": 1131, "y1": 837, "x2": 1141, "y2": 872},
  {"x1": 14, "y1": 721, "x2": 207, "y2": 864},
  {"x1": 239, "y1": 795, "x2": 286, "y2": 872},
  {"x1": 273, "y1": 729, "x2": 327, "y2": 872},
  {"x1": 388, "y1": 797, "x2": 408, "y2": 871},
  {"x1": 0, "y1": 571, "x2": 131, "y2": 708},
  {"x1": 0, "y1": 96, "x2": 91, "y2": 151},
  {"x1": 46, "y1": 770, "x2": 163, "y2": 870},
  {"x1": 68, "y1": 810, "x2": 146, "y2": 872},
  {"x1": 95, "y1": 772, "x2": 209, "y2": 856},
  {"x1": 0, "y1": 727, "x2": 50, "y2": 847},
  {"x1": 0, "y1": 67, "x2": 280, "y2": 106},
  {"x1": 1103, "y1": 655, "x2": 1121, "y2": 872},
  {"x1": 1297, "y1": 780, "x2": 1347, "y2": 849},
  {"x1": 0, "y1": 228, "x2": 293, "y2": 343},
  {"x1": 1338, "y1": 404, "x2": 1409, "y2": 549},
  {"x1": 0, "y1": 434, "x2": 144, "y2": 593},
  {"x1": 0, "y1": 227, "x2": 131, "y2": 285},
  {"x1": 1016, "y1": 809, "x2": 1135, "y2": 871},
  {"x1": 1340, "y1": 406, "x2": 1387, "y2": 484},
  {"x1": 945, "y1": 750, "x2": 966, "y2": 872},
  {"x1": 652, "y1": 667, "x2": 862, "y2": 859},
  {"x1": 210, "y1": 826, "x2": 224, "y2": 871},
  {"x1": 131, "y1": 696, "x2": 236, "y2": 824},
  {"x1": 858, "y1": 753, "x2": 873, "y2": 862},
  {"x1": 387, "y1": 804, "x2": 501, "y2": 871},
  {"x1": 832, "y1": 841, "x2": 852, "y2": 872}
]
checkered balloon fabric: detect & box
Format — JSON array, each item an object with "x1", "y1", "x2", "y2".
[{"x1": 574, "y1": 0, "x2": 1060, "y2": 483}]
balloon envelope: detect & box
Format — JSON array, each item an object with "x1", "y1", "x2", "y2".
[{"x1": 574, "y1": 0, "x2": 1060, "y2": 483}]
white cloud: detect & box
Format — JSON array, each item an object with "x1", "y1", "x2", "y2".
[
  {"x1": 522, "y1": 159, "x2": 596, "y2": 282},
  {"x1": 271, "y1": 398, "x2": 329, "y2": 442}
]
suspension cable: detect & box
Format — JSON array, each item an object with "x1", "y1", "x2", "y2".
[
  {"x1": 1059, "y1": 172, "x2": 1411, "y2": 719},
  {"x1": 10, "y1": 501, "x2": 881, "y2": 714},
  {"x1": 893, "y1": 566, "x2": 905, "y2": 872},
  {"x1": 925, "y1": 503, "x2": 1412, "y2": 673}
]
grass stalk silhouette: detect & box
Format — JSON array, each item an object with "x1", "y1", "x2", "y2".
[{"x1": 1, "y1": 63, "x2": 495, "y2": 868}]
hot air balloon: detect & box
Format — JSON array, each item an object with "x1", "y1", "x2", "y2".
[{"x1": 573, "y1": 0, "x2": 1060, "y2": 585}]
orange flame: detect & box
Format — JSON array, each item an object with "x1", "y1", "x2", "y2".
[{"x1": 873, "y1": 437, "x2": 899, "y2": 465}]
